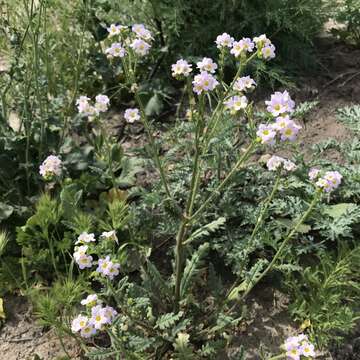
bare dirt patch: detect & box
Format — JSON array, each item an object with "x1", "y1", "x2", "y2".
[{"x1": 0, "y1": 296, "x2": 80, "y2": 360}]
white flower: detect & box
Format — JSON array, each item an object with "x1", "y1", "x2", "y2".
[
  {"x1": 171, "y1": 59, "x2": 192, "y2": 78},
  {"x1": 107, "y1": 24, "x2": 126, "y2": 37},
  {"x1": 71, "y1": 315, "x2": 89, "y2": 333},
  {"x1": 266, "y1": 156, "x2": 296, "y2": 172},
  {"x1": 192, "y1": 71, "x2": 219, "y2": 95},
  {"x1": 132, "y1": 24, "x2": 152, "y2": 41},
  {"x1": 105, "y1": 43, "x2": 126, "y2": 58},
  {"x1": 124, "y1": 108, "x2": 140, "y2": 123},
  {"x1": 224, "y1": 95, "x2": 248, "y2": 113},
  {"x1": 75, "y1": 254, "x2": 93, "y2": 269},
  {"x1": 233, "y1": 76, "x2": 257, "y2": 92},
  {"x1": 80, "y1": 324, "x2": 97, "y2": 338},
  {"x1": 215, "y1": 33, "x2": 234, "y2": 48},
  {"x1": 76, "y1": 232, "x2": 96, "y2": 244},
  {"x1": 95, "y1": 94, "x2": 110, "y2": 113},
  {"x1": 39, "y1": 155, "x2": 62, "y2": 179},
  {"x1": 262, "y1": 44, "x2": 276, "y2": 60},
  {"x1": 196, "y1": 57, "x2": 218, "y2": 74},
  {"x1": 130, "y1": 38, "x2": 151, "y2": 56},
  {"x1": 101, "y1": 230, "x2": 118, "y2": 243},
  {"x1": 81, "y1": 294, "x2": 101, "y2": 307}
]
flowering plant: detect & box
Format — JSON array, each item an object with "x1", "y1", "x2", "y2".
[{"x1": 44, "y1": 24, "x2": 343, "y2": 358}]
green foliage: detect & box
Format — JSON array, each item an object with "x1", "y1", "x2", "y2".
[
  {"x1": 286, "y1": 244, "x2": 360, "y2": 346},
  {"x1": 332, "y1": 0, "x2": 360, "y2": 45},
  {"x1": 337, "y1": 105, "x2": 360, "y2": 133}
]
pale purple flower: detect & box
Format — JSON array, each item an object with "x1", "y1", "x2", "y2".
[
  {"x1": 324, "y1": 171, "x2": 342, "y2": 189},
  {"x1": 300, "y1": 343, "x2": 316, "y2": 358},
  {"x1": 39, "y1": 155, "x2": 62, "y2": 179},
  {"x1": 103, "y1": 306, "x2": 118, "y2": 321},
  {"x1": 171, "y1": 59, "x2": 192, "y2": 78},
  {"x1": 215, "y1": 33, "x2": 234, "y2": 48},
  {"x1": 256, "y1": 124, "x2": 276, "y2": 145},
  {"x1": 224, "y1": 95, "x2": 248, "y2": 113},
  {"x1": 132, "y1": 24, "x2": 152, "y2": 41},
  {"x1": 196, "y1": 57, "x2": 218, "y2": 74},
  {"x1": 96, "y1": 256, "x2": 120, "y2": 280},
  {"x1": 95, "y1": 94, "x2": 110, "y2": 113},
  {"x1": 130, "y1": 38, "x2": 151, "y2": 56},
  {"x1": 308, "y1": 168, "x2": 320, "y2": 181},
  {"x1": 124, "y1": 108, "x2": 140, "y2": 123},
  {"x1": 272, "y1": 115, "x2": 291, "y2": 131},
  {"x1": 233, "y1": 76, "x2": 257, "y2": 92},
  {"x1": 76, "y1": 232, "x2": 96, "y2": 244},
  {"x1": 76, "y1": 254, "x2": 93, "y2": 270},
  {"x1": 105, "y1": 42, "x2": 126, "y2": 58},
  {"x1": 90, "y1": 306, "x2": 111, "y2": 330},
  {"x1": 262, "y1": 44, "x2": 276, "y2": 60},
  {"x1": 107, "y1": 24, "x2": 126, "y2": 37},
  {"x1": 80, "y1": 324, "x2": 97, "y2": 338},
  {"x1": 71, "y1": 314, "x2": 89, "y2": 333},
  {"x1": 283, "y1": 334, "x2": 314, "y2": 360},
  {"x1": 265, "y1": 90, "x2": 295, "y2": 117},
  {"x1": 192, "y1": 71, "x2": 219, "y2": 95},
  {"x1": 315, "y1": 170, "x2": 342, "y2": 192},
  {"x1": 279, "y1": 121, "x2": 301, "y2": 142},
  {"x1": 286, "y1": 347, "x2": 301, "y2": 360},
  {"x1": 266, "y1": 156, "x2": 296, "y2": 172},
  {"x1": 283, "y1": 160, "x2": 297, "y2": 172},
  {"x1": 231, "y1": 38, "x2": 255, "y2": 57},
  {"x1": 266, "y1": 155, "x2": 284, "y2": 171}
]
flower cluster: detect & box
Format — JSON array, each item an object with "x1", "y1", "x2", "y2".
[
  {"x1": 72, "y1": 231, "x2": 120, "y2": 278},
  {"x1": 215, "y1": 32, "x2": 234, "y2": 48},
  {"x1": 96, "y1": 255, "x2": 120, "y2": 280},
  {"x1": 253, "y1": 34, "x2": 276, "y2": 60},
  {"x1": 71, "y1": 298, "x2": 117, "y2": 338},
  {"x1": 39, "y1": 155, "x2": 62, "y2": 180},
  {"x1": 309, "y1": 170, "x2": 343, "y2": 192},
  {"x1": 105, "y1": 23, "x2": 153, "y2": 58},
  {"x1": 230, "y1": 37, "x2": 254, "y2": 57},
  {"x1": 283, "y1": 334, "x2": 316, "y2": 360},
  {"x1": 266, "y1": 155, "x2": 296, "y2": 172},
  {"x1": 257, "y1": 91, "x2": 301, "y2": 145},
  {"x1": 76, "y1": 94, "x2": 110, "y2": 116}
]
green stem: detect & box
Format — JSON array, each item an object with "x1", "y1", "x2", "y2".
[
  {"x1": 249, "y1": 174, "x2": 281, "y2": 243},
  {"x1": 240, "y1": 190, "x2": 321, "y2": 300},
  {"x1": 224, "y1": 173, "x2": 281, "y2": 303},
  {"x1": 189, "y1": 141, "x2": 256, "y2": 224},
  {"x1": 267, "y1": 354, "x2": 286, "y2": 360},
  {"x1": 173, "y1": 107, "x2": 204, "y2": 311}
]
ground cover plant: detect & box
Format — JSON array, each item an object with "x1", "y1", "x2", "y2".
[{"x1": 1, "y1": 1, "x2": 360, "y2": 360}]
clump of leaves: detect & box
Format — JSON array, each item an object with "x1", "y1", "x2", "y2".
[{"x1": 286, "y1": 244, "x2": 360, "y2": 347}]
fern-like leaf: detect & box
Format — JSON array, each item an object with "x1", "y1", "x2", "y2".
[{"x1": 180, "y1": 242, "x2": 210, "y2": 298}]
